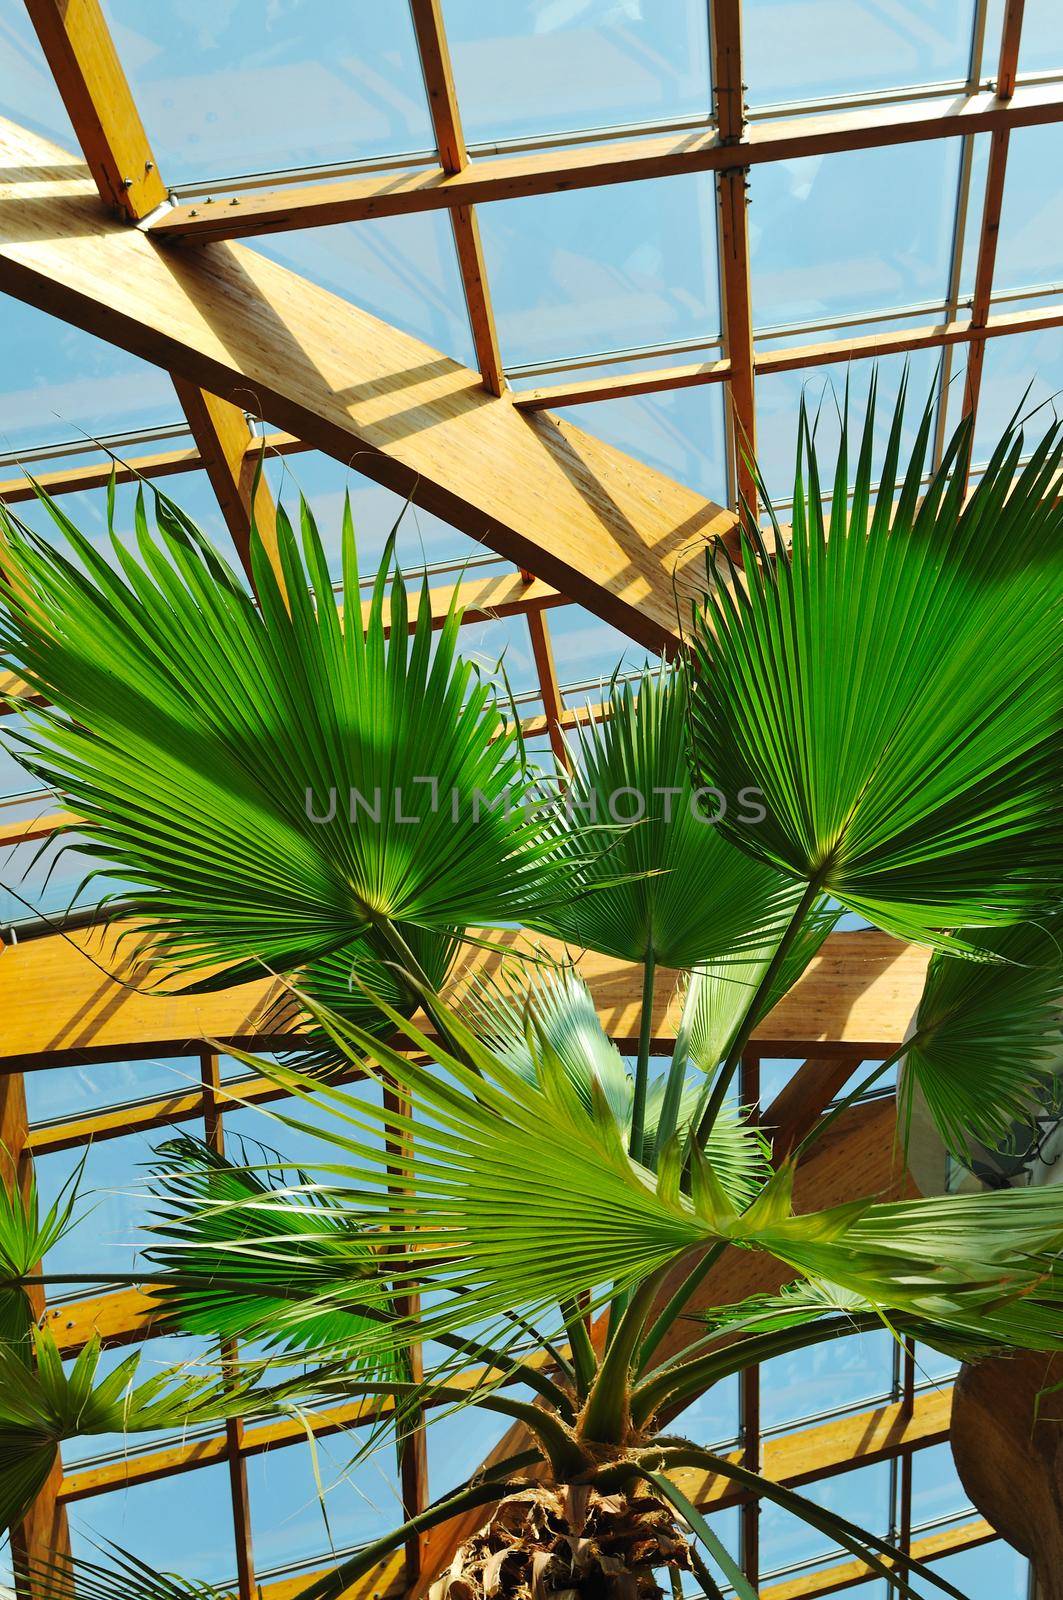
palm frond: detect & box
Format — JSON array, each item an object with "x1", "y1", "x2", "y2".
[
  {"x1": 0, "y1": 1328, "x2": 244, "y2": 1529},
  {"x1": 531, "y1": 664, "x2": 809, "y2": 968},
  {"x1": 690, "y1": 379, "x2": 1063, "y2": 948},
  {"x1": 0, "y1": 486, "x2": 569, "y2": 982},
  {"x1": 904, "y1": 914, "x2": 1063, "y2": 1159}
]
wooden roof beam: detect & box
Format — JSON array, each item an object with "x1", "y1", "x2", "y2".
[
  {"x1": 0, "y1": 113, "x2": 736, "y2": 650},
  {"x1": 409, "y1": 0, "x2": 504, "y2": 395},
  {"x1": 711, "y1": 0, "x2": 757, "y2": 515},
  {"x1": 22, "y1": 0, "x2": 283, "y2": 582},
  {"x1": 0, "y1": 923, "x2": 929, "y2": 1071},
  {"x1": 513, "y1": 301, "x2": 1063, "y2": 411},
  {"x1": 148, "y1": 81, "x2": 1063, "y2": 245}
]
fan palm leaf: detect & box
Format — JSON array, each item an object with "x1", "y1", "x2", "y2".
[
  {"x1": 689, "y1": 379, "x2": 1063, "y2": 948},
  {"x1": 903, "y1": 914, "x2": 1063, "y2": 1160},
  {"x1": 0, "y1": 485, "x2": 569, "y2": 982}
]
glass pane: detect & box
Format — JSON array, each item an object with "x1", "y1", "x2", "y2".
[
  {"x1": 967, "y1": 320, "x2": 1063, "y2": 462},
  {"x1": 478, "y1": 175, "x2": 720, "y2": 370},
  {"x1": 911, "y1": 1440, "x2": 974, "y2": 1528},
  {"x1": 25, "y1": 1055, "x2": 200, "y2": 1125},
  {"x1": 249, "y1": 213, "x2": 476, "y2": 371},
  {"x1": 930, "y1": 1538, "x2": 1029, "y2": 1596},
  {"x1": 0, "y1": 831, "x2": 127, "y2": 925},
  {"x1": 36, "y1": 1128, "x2": 162, "y2": 1282},
  {"x1": 426, "y1": 1392, "x2": 529, "y2": 1502},
  {"x1": 760, "y1": 1329, "x2": 894, "y2": 1433},
  {"x1": 547, "y1": 605, "x2": 643, "y2": 690},
  {"x1": 100, "y1": 1, "x2": 433, "y2": 185},
  {"x1": 259, "y1": 450, "x2": 497, "y2": 585},
  {"x1": 67, "y1": 1462, "x2": 236, "y2": 1585},
  {"x1": 753, "y1": 346, "x2": 943, "y2": 508},
  {"x1": 0, "y1": 3, "x2": 74, "y2": 147},
  {"x1": 246, "y1": 1433, "x2": 402, "y2": 1577},
  {"x1": 0, "y1": 295, "x2": 180, "y2": 456},
  {"x1": 750, "y1": 142, "x2": 961, "y2": 331},
  {"x1": 442, "y1": 0, "x2": 711, "y2": 147},
  {"x1": 760, "y1": 1460, "x2": 892, "y2": 1576},
  {"x1": 743, "y1": 0, "x2": 974, "y2": 108},
  {"x1": 1019, "y1": 0, "x2": 1063, "y2": 73},
  {"x1": 992, "y1": 122, "x2": 1063, "y2": 293},
  {"x1": 671, "y1": 1373, "x2": 740, "y2": 1450},
  {"x1": 556, "y1": 386, "x2": 729, "y2": 504}
]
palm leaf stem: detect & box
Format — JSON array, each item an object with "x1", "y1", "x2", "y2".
[
  {"x1": 561, "y1": 1298, "x2": 599, "y2": 1396},
  {"x1": 635, "y1": 1242, "x2": 727, "y2": 1375},
  {"x1": 791, "y1": 1040, "x2": 910, "y2": 1161},
  {"x1": 332, "y1": 1379, "x2": 586, "y2": 1477},
  {"x1": 579, "y1": 1266, "x2": 670, "y2": 1444},
  {"x1": 629, "y1": 951, "x2": 657, "y2": 1165},
  {"x1": 694, "y1": 874, "x2": 826, "y2": 1145},
  {"x1": 631, "y1": 1446, "x2": 968, "y2": 1600}
]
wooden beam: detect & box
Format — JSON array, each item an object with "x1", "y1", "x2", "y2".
[
  {"x1": 0, "y1": 429, "x2": 308, "y2": 506},
  {"x1": 170, "y1": 378, "x2": 280, "y2": 580},
  {"x1": 148, "y1": 82, "x2": 1063, "y2": 244},
  {"x1": 0, "y1": 924, "x2": 929, "y2": 1071},
  {"x1": 0, "y1": 1072, "x2": 71, "y2": 1598},
  {"x1": 963, "y1": 2, "x2": 1026, "y2": 424},
  {"x1": 761, "y1": 1519, "x2": 995, "y2": 1600},
  {"x1": 22, "y1": 0, "x2": 166, "y2": 219},
  {"x1": 711, "y1": 0, "x2": 757, "y2": 514},
  {"x1": 514, "y1": 301, "x2": 1063, "y2": 412},
  {"x1": 409, "y1": 0, "x2": 504, "y2": 395},
  {"x1": 22, "y1": 0, "x2": 284, "y2": 582},
  {"x1": 0, "y1": 114, "x2": 736, "y2": 653}
]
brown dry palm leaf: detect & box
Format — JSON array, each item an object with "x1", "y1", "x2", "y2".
[{"x1": 429, "y1": 1484, "x2": 693, "y2": 1600}]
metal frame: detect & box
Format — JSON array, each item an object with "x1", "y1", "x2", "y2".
[{"x1": 0, "y1": 0, "x2": 1050, "y2": 1592}]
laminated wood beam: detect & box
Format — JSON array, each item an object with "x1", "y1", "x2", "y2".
[
  {"x1": 23, "y1": 0, "x2": 282, "y2": 578},
  {"x1": 150, "y1": 82, "x2": 1063, "y2": 244},
  {"x1": 0, "y1": 925, "x2": 929, "y2": 1070},
  {"x1": 0, "y1": 113, "x2": 736, "y2": 652}
]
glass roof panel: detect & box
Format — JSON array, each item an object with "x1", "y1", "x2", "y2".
[
  {"x1": 258, "y1": 450, "x2": 504, "y2": 582},
  {"x1": 742, "y1": 0, "x2": 975, "y2": 108},
  {"x1": 478, "y1": 174, "x2": 720, "y2": 371},
  {"x1": 556, "y1": 385, "x2": 728, "y2": 503},
  {"x1": 1018, "y1": 0, "x2": 1063, "y2": 73},
  {"x1": 991, "y1": 122, "x2": 1063, "y2": 293},
  {"x1": 0, "y1": 1, "x2": 74, "y2": 147},
  {"x1": 931, "y1": 1540, "x2": 1030, "y2": 1594},
  {"x1": 966, "y1": 321, "x2": 1063, "y2": 461},
  {"x1": 442, "y1": 0, "x2": 711, "y2": 147},
  {"x1": 753, "y1": 345, "x2": 943, "y2": 507},
  {"x1": 99, "y1": 0, "x2": 433, "y2": 185},
  {"x1": 0, "y1": 296, "x2": 180, "y2": 456},
  {"x1": 759, "y1": 1460, "x2": 892, "y2": 1577},
  {"x1": 67, "y1": 1463, "x2": 236, "y2": 1585},
  {"x1": 247, "y1": 1433, "x2": 402, "y2": 1579},
  {"x1": 249, "y1": 212, "x2": 476, "y2": 370},
  {"x1": 749, "y1": 141, "x2": 961, "y2": 331}
]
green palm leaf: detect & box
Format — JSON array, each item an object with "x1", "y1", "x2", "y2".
[
  {"x1": 0, "y1": 484, "x2": 567, "y2": 980},
  {"x1": 0, "y1": 1152, "x2": 82, "y2": 1344},
  {"x1": 903, "y1": 914, "x2": 1063, "y2": 1160},
  {"x1": 531, "y1": 664, "x2": 809, "y2": 968},
  {"x1": 463, "y1": 963, "x2": 769, "y2": 1196},
  {"x1": 147, "y1": 1134, "x2": 402, "y2": 1361},
  {"x1": 146, "y1": 990, "x2": 1063, "y2": 1367},
  {"x1": 690, "y1": 379, "x2": 1063, "y2": 948},
  {"x1": 0, "y1": 1328, "x2": 244, "y2": 1530}
]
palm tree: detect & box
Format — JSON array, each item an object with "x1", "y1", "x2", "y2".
[{"x1": 0, "y1": 377, "x2": 1061, "y2": 1600}]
